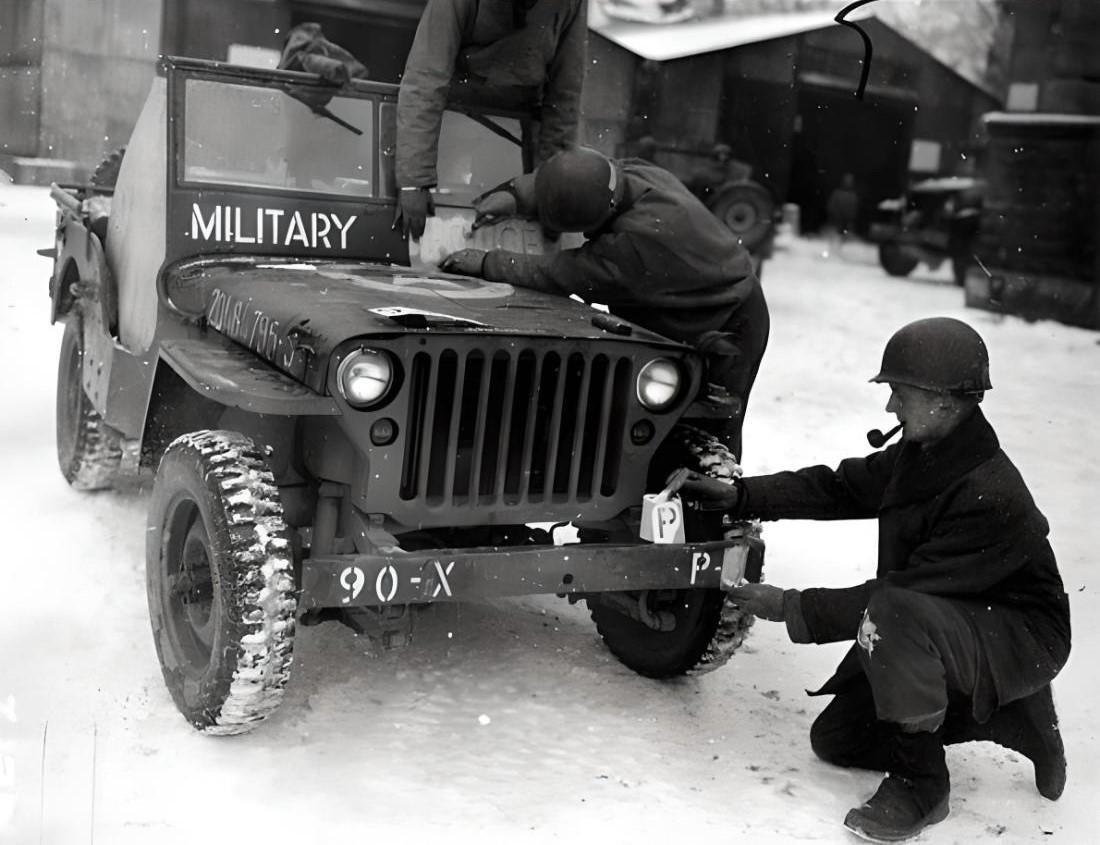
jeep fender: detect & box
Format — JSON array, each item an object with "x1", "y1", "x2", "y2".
[{"x1": 141, "y1": 334, "x2": 339, "y2": 470}]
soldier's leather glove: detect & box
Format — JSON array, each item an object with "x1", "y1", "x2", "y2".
[
  {"x1": 664, "y1": 467, "x2": 740, "y2": 510},
  {"x1": 439, "y1": 248, "x2": 488, "y2": 276},
  {"x1": 394, "y1": 187, "x2": 434, "y2": 240},
  {"x1": 472, "y1": 191, "x2": 518, "y2": 230},
  {"x1": 727, "y1": 583, "x2": 785, "y2": 622}
]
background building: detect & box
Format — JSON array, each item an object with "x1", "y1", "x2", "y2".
[
  {"x1": 1, "y1": 0, "x2": 1011, "y2": 246},
  {"x1": 0, "y1": 0, "x2": 162, "y2": 183},
  {"x1": 966, "y1": 0, "x2": 1100, "y2": 329},
  {"x1": 588, "y1": 6, "x2": 1000, "y2": 234}
]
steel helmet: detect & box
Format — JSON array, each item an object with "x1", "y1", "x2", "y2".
[
  {"x1": 534, "y1": 147, "x2": 618, "y2": 233},
  {"x1": 871, "y1": 317, "x2": 992, "y2": 394}
]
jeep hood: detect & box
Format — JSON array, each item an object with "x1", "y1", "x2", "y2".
[{"x1": 166, "y1": 258, "x2": 686, "y2": 392}]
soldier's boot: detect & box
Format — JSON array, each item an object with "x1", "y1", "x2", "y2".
[
  {"x1": 945, "y1": 685, "x2": 1066, "y2": 800},
  {"x1": 843, "y1": 728, "x2": 950, "y2": 843}
]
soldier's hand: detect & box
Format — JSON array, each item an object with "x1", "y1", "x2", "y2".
[
  {"x1": 727, "y1": 583, "x2": 785, "y2": 622},
  {"x1": 393, "y1": 187, "x2": 435, "y2": 240},
  {"x1": 439, "y1": 248, "x2": 487, "y2": 277},
  {"x1": 664, "y1": 468, "x2": 739, "y2": 509},
  {"x1": 472, "y1": 191, "x2": 518, "y2": 230}
]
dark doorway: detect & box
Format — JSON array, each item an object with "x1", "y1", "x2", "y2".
[
  {"x1": 788, "y1": 84, "x2": 913, "y2": 234},
  {"x1": 718, "y1": 77, "x2": 796, "y2": 206}
]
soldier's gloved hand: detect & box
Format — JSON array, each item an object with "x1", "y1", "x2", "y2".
[
  {"x1": 664, "y1": 468, "x2": 739, "y2": 510},
  {"x1": 393, "y1": 187, "x2": 434, "y2": 240},
  {"x1": 472, "y1": 191, "x2": 518, "y2": 230},
  {"x1": 439, "y1": 248, "x2": 487, "y2": 277},
  {"x1": 727, "y1": 583, "x2": 785, "y2": 622}
]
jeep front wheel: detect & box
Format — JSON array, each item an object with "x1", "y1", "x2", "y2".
[
  {"x1": 590, "y1": 588, "x2": 746, "y2": 678},
  {"x1": 589, "y1": 425, "x2": 761, "y2": 678},
  {"x1": 56, "y1": 316, "x2": 121, "y2": 490},
  {"x1": 147, "y1": 430, "x2": 297, "y2": 734}
]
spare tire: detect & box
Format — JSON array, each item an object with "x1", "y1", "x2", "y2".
[
  {"x1": 707, "y1": 180, "x2": 775, "y2": 252},
  {"x1": 91, "y1": 146, "x2": 126, "y2": 191}
]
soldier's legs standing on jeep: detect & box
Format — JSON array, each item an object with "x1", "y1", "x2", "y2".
[{"x1": 710, "y1": 276, "x2": 769, "y2": 461}]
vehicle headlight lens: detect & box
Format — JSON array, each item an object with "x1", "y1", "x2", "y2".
[
  {"x1": 636, "y1": 358, "x2": 682, "y2": 411},
  {"x1": 337, "y1": 349, "x2": 394, "y2": 408}
]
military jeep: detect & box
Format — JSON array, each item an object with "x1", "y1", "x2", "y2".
[{"x1": 45, "y1": 57, "x2": 763, "y2": 734}]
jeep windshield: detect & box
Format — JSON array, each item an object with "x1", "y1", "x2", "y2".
[{"x1": 180, "y1": 74, "x2": 525, "y2": 207}]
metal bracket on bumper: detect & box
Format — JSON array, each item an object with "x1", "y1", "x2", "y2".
[{"x1": 298, "y1": 531, "x2": 764, "y2": 611}]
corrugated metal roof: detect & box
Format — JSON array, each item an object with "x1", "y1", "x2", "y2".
[{"x1": 589, "y1": 6, "x2": 875, "y2": 62}]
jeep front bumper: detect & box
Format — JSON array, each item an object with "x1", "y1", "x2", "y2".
[{"x1": 298, "y1": 532, "x2": 764, "y2": 610}]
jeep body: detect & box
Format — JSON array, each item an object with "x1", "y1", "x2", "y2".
[{"x1": 46, "y1": 58, "x2": 762, "y2": 732}]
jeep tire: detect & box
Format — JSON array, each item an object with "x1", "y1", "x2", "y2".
[
  {"x1": 56, "y1": 316, "x2": 122, "y2": 490},
  {"x1": 147, "y1": 430, "x2": 297, "y2": 734},
  {"x1": 589, "y1": 426, "x2": 760, "y2": 678}
]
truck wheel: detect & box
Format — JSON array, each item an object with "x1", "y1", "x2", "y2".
[
  {"x1": 56, "y1": 317, "x2": 121, "y2": 490},
  {"x1": 878, "y1": 243, "x2": 919, "y2": 277},
  {"x1": 147, "y1": 430, "x2": 297, "y2": 734},
  {"x1": 708, "y1": 180, "x2": 775, "y2": 252},
  {"x1": 589, "y1": 425, "x2": 761, "y2": 678}
]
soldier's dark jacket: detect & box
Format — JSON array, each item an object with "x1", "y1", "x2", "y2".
[
  {"x1": 396, "y1": 0, "x2": 587, "y2": 189},
  {"x1": 733, "y1": 407, "x2": 1071, "y2": 720},
  {"x1": 480, "y1": 159, "x2": 760, "y2": 343}
]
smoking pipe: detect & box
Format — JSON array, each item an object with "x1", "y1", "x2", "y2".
[{"x1": 866, "y1": 423, "x2": 902, "y2": 448}]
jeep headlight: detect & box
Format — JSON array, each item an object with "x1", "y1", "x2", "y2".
[
  {"x1": 337, "y1": 348, "x2": 394, "y2": 408},
  {"x1": 636, "y1": 358, "x2": 682, "y2": 411}
]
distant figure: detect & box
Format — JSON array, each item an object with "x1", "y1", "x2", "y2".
[{"x1": 826, "y1": 173, "x2": 860, "y2": 247}]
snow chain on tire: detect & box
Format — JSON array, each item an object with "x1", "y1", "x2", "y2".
[
  {"x1": 56, "y1": 316, "x2": 122, "y2": 490},
  {"x1": 147, "y1": 430, "x2": 297, "y2": 734},
  {"x1": 588, "y1": 424, "x2": 762, "y2": 678},
  {"x1": 677, "y1": 423, "x2": 762, "y2": 677}
]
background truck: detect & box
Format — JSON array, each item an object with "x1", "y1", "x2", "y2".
[
  {"x1": 869, "y1": 175, "x2": 985, "y2": 286},
  {"x1": 45, "y1": 57, "x2": 763, "y2": 734}
]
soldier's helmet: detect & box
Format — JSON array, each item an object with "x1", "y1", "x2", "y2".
[
  {"x1": 535, "y1": 148, "x2": 618, "y2": 233},
  {"x1": 871, "y1": 317, "x2": 992, "y2": 394}
]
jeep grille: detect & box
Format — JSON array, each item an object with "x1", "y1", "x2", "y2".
[{"x1": 400, "y1": 348, "x2": 631, "y2": 506}]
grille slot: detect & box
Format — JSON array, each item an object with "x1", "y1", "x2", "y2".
[{"x1": 400, "y1": 346, "x2": 630, "y2": 507}]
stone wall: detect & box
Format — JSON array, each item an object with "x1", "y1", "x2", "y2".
[{"x1": 0, "y1": 0, "x2": 160, "y2": 183}]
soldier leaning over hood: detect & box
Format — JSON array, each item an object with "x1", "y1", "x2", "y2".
[
  {"x1": 668, "y1": 317, "x2": 1071, "y2": 843},
  {"x1": 395, "y1": 0, "x2": 588, "y2": 239},
  {"x1": 440, "y1": 147, "x2": 769, "y2": 461}
]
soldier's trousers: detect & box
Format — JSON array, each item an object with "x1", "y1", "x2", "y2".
[{"x1": 810, "y1": 585, "x2": 995, "y2": 770}]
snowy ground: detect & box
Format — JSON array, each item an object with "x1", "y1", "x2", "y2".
[{"x1": 1, "y1": 183, "x2": 1097, "y2": 844}]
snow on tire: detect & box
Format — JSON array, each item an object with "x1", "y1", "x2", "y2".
[
  {"x1": 147, "y1": 429, "x2": 297, "y2": 734},
  {"x1": 589, "y1": 424, "x2": 762, "y2": 678},
  {"x1": 56, "y1": 316, "x2": 122, "y2": 490}
]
